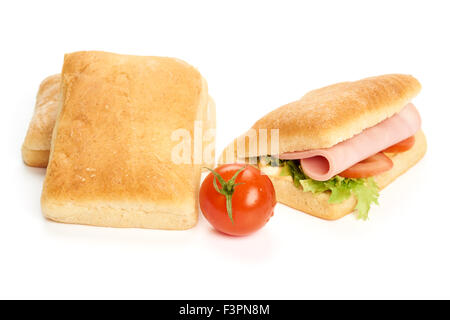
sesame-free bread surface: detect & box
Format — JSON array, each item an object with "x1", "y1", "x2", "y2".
[
  {"x1": 22, "y1": 74, "x2": 61, "y2": 167},
  {"x1": 22, "y1": 75, "x2": 215, "y2": 169},
  {"x1": 220, "y1": 74, "x2": 421, "y2": 160},
  {"x1": 41, "y1": 51, "x2": 210, "y2": 229}
]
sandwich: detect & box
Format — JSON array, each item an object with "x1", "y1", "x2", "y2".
[
  {"x1": 219, "y1": 74, "x2": 426, "y2": 220},
  {"x1": 22, "y1": 74, "x2": 61, "y2": 167},
  {"x1": 22, "y1": 74, "x2": 215, "y2": 169},
  {"x1": 41, "y1": 51, "x2": 215, "y2": 229}
]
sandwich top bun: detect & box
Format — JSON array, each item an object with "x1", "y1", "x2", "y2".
[{"x1": 220, "y1": 74, "x2": 421, "y2": 161}]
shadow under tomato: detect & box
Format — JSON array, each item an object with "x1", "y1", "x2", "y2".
[{"x1": 204, "y1": 224, "x2": 275, "y2": 262}]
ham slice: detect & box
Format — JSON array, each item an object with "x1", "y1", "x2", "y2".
[{"x1": 278, "y1": 103, "x2": 421, "y2": 181}]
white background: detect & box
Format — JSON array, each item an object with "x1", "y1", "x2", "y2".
[{"x1": 1, "y1": 0, "x2": 449, "y2": 299}]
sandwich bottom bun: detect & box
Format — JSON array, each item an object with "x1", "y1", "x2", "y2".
[{"x1": 270, "y1": 130, "x2": 427, "y2": 220}]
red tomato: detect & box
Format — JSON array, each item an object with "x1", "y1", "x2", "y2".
[
  {"x1": 199, "y1": 164, "x2": 276, "y2": 236},
  {"x1": 339, "y1": 152, "x2": 393, "y2": 179},
  {"x1": 382, "y1": 135, "x2": 415, "y2": 153}
]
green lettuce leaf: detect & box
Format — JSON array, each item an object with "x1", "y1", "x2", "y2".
[
  {"x1": 271, "y1": 159, "x2": 379, "y2": 219},
  {"x1": 351, "y1": 178, "x2": 379, "y2": 220}
]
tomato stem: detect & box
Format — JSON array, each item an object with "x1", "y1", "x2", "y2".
[{"x1": 204, "y1": 166, "x2": 247, "y2": 223}]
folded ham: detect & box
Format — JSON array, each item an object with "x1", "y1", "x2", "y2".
[{"x1": 278, "y1": 103, "x2": 421, "y2": 181}]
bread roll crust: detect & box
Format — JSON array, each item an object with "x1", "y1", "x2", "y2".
[
  {"x1": 41, "y1": 51, "x2": 210, "y2": 229},
  {"x1": 22, "y1": 73, "x2": 215, "y2": 169},
  {"x1": 22, "y1": 74, "x2": 61, "y2": 167},
  {"x1": 21, "y1": 147, "x2": 50, "y2": 168}
]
